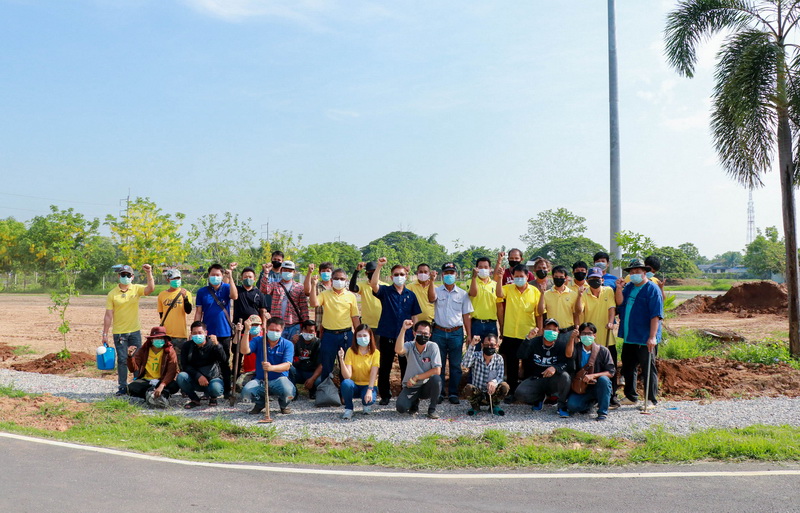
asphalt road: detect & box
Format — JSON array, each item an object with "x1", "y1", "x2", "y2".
[{"x1": 1, "y1": 434, "x2": 798, "y2": 513}]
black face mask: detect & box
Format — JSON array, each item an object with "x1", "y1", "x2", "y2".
[
  {"x1": 573, "y1": 272, "x2": 587, "y2": 282},
  {"x1": 271, "y1": 261, "x2": 282, "y2": 269},
  {"x1": 508, "y1": 260, "x2": 521, "y2": 268},
  {"x1": 553, "y1": 277, "x2": 566, "y2": 287},
  {"x1": 587, "y1": 278, "x2": 603, "y2": 289},
  {"x1": 365, "y1": 271, "x2": 374, "y2": 280},
  {"x1": 483, "y1": 346, "x2": 496, "y2": 356},
  {"x1": 415, "y1": 334, "x2": 430, "y2": 345},
  {"x1": 535, "y1": 269, "x2": 548, "y2": 279}
]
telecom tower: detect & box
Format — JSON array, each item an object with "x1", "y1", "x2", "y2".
[{"x1": 746, "y1": 190, "x2": 755, "y2": 245}]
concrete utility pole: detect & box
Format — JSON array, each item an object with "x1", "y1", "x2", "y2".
[{"x1": 608, "y1": 0, "x2": 622, "y2": 273}]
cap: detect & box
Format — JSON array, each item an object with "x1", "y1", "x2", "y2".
[
  {"x1": 247, "y1": 314, "x2": 262, "y2": 325},
  {"x1": 145, "y1": 326, "x2": 168, "y2": 340},
  {"x1": 365, "y1": 261, "x2": 378, "y2": 272},
  {"x1": 623, "y1": 258, "x2": 651, "y2": 273},
  {"x1": 441, "y1": 262, "x2": 457, "y2": 273},
  {"x1": 281, "y1": 260, "x2": 296, "y2": 270},
  {"x1": 587, "y1": 267, "x2": 603, "y2": 279},
  {"x1": 543, "y1": 318, "x2": 560, "y2": 328},
  {"x1": 118, "y1": 265, "x2": 134, "y2": 275},
  {"x1": 166, "y1": 269, "x2": 181, "y2": 279}
]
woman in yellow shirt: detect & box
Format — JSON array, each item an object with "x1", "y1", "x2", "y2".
[{"x1": 337, "y1": 324, "x2": 380, "y2": 419}]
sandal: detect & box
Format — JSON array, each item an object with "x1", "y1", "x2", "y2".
[
  {"x1": 208, "y1": 398, "x2": 218, "y2": 406},
  {"x1": 184, "y1": 400, "x2": 201, "y2": 409}
]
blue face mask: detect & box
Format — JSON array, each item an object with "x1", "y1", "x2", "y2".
[
  {"x1": 443, "y1": 274, "x2": 456, "y2": 285},
  {"x1": 267, "y1": 331, "x2": 281, "y2": 342},
  {"x1": 630, "y1": 273, "x2": 644, "y2": 285},
  {"x1": 152, "y1": 339, "x2": 165, "y2": 349},
  {"x1": 282, "y1": 272, "x2": 294, "y2": 281},
  {"x1": 192, "y1": 334, "x2": 205, "y2": 345},
  {"x1": 356, "y1": 336, "x2": 370, "y2": 347},
  {"x1": 645, "y1": 271, "x2": 654, "y2": 279},
  {"x1": 249, "y1": 326, "x2": 261, "y2": 336},
  {"x1": 208, "y1": 275, "x2": 222, "y2": 286},
  {"x1": 513, "y1": 277, "x2": 526, "y2": 287},
  {"x1": 119, "y1": 276, "x2": 132, "y2": 285},
  {"x1": 320, "y1": 271, "x2": 332, "y2": 282}
]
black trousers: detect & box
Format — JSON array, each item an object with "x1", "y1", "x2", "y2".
[
  {"x1": 608, "y1": 344, "x2": 619, "y2": 396},
  {"x1": 127, "y1": 379, "x2": 180, "y2": 398},
  {"x1": 499, "y1": 336, "x2": 523, "y2": 393},
  {"x1": 378, "y1": 336, "x2": 407, "y2": 399},
  {"x1": 621, "y1": 343, "x2": 658, "y2": 403},
  {"x1": 217, "y1": 336, "x2": 233, "y2": 398}
]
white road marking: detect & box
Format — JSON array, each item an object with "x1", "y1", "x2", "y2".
[{"x1": 2, "y1": 431, "x2": 798, "y2": 479}]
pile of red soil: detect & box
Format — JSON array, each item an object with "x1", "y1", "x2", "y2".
[
  {"x1": 675, "y1": 281, "x2": 788, "y2": 315},
  {"x1": 0, "y1": 343, "x2": 16, "y2": 362},
  {"x1": 658, "y1": 357, "x2": 800, "y2": 399},
  {"x1": 11, "y1": 351, "x2": 95, "y2": 374}
]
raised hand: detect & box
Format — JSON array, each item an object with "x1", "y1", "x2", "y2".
[
  {"x1": 377, "y1": 257, "x2": 388, "y2": 265},
  {"x1": 337, "y1": 347, "x2": 345, "y2": 359},
  {"x1": 430, "y1": 270, "x2": 438, "y2": 282},
  {"x1": 308, "y1": 263, "x2": 316, "y2": 274},
  {"x1": 142, "y1": 264, "x2": 152, "y2": 273},
  {"x1": 310, "y1": 275, "x2": 319, "y2": 286},
  {"x1": 616, "y1": 277, "x2": 625, "y2": 289},
  {"x1": 578, "y1": 285, "x2": 587, "y2": 295},
  {"x1": 356, "y1": 262, "x2": 365, "y2": 271},
  {"x1": 470, "y1": 335, "x2": 481, "y2": 346},
  {"x1": 229, "y1": 262, "x2": 238, "y2": 271},
  {"x1": 262, "y1": 262, "x2": 273, "y2": 273},
  {"x1": 402, "y1": 319, "x2": 414, "y2": 330}
]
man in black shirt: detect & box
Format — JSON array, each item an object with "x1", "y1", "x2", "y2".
[
  {"x1": 290, "y1": 320, "x2": 322, "y2": 399},
  {"x1": 233, "y1": 267, "x2": 268, "y2": 327}
]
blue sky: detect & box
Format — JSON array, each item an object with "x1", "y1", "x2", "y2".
[{"x1": 0, "y1": 0, "x2": 786, "y2": 258}]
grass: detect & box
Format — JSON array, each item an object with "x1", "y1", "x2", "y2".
[
  {"x1": 12, "y1": 345, "x2": 36, "y2": 356},
  {"x1": 1, "y1": 388, "x2": 799, "y2": 467},
  {"x1": 659, "y1": 331, "x2": 800, "y2": 369},
  {"x1": 664, "y1": 279, "x2": 746, "y2": 292}
]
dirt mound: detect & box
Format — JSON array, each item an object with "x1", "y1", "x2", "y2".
[
  {"x1": 11, "y1": 351, "x2": 95, "y2": 374},
  {"x1": 674, "y1": 295, "x2": 716, "y2": 315},
  {"x1": 658, "y1": 357, "x2": 800, "y2": 399},
  {"x1": 0, "y1": 343, "x2": 16, "y2": 361},
  {"x1": 675, "y1": 281, "x2": 788, "y2": 316},
  {"x1": 0, "y1": 395, "x2": 88, "y2": 431}
]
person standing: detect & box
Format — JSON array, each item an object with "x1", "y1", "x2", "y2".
[
  {"x1": 156, "y1": 269, "x2": 193, "y2": 366},
  {"x1": 309, "y1": 268, "x2": 360, "y2": 380},
  {"x1": 616, "y1": 258, "x2": 664, "y2": 409},
  {"x1": 407, "y1": 263, "x2": 435, "y2": 323},
  {"x1": 304, "y1": 262, "x2": 333, "y2": 335},
  {"x1": 500, "y1": 249, "x2": 535, "y2": 285},
  {"x1": 349, "y1": 261, "x2": 386, "y2": 329},
  {"x1": 568, "y1": 261, "x2": 590, "y2": 293},
  {"x1": 593, "y1": 251, "x2": 619, "y2": 290},
  {"x1": 103, "y1": 264, "x2": 155, "y2": 395},
  {"x1": 233, "y1": 266, "x2": 268, "y2": 329},
  {"x1": 427, "y1": 262, "x2": 473, "y2": 404},
  {"x1": 542, "y1": 265, "x2": 583, "y2": 331},
  {"x1": 370, "y1": 258, "x2": 422, "y2": 405},
  {"x1": 258, "y1": 260, "x2": 309, "y2": 340},
  {"x1": 468, "y1": 256, "x2": 502, "y2": 343}
]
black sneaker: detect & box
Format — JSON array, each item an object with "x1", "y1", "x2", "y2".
[
  {"x1": 448, "y1": 395, "x2": 460, "y2": 405},
  {"x1": 309, "y1": 391, "x2": 316, "y2": 400},
  {"x1": 248, "y1": 405, "x2": 265, "y2": 415},
  {"x1": 379, "y1": 397, "x2": 390, "y2": 406},
  {"x1": 609, "y1": 396, "x2": 621, "y2": 410},
  {"x1": 437, "y1": 395, "x2": 444, "y2": 404},
  {"x1": 503, "y1": 395, "x2": 515, "y2": 404},
  {"x1": 115, "y1": 389, "x2": 128, "y2": 396},
  {"x1": 409, "y1": 399, "x2": 420, "y2": 414}
]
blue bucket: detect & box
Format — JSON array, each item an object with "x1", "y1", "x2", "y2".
[{"x1": 96, "y1": 343, "x2": 116, "y2": 370}]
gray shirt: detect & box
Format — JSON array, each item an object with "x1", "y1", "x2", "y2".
[
  {"x1": 402, "y1": 341, "x2": 442, "y2": 387},
  {"x1": 432, "y1": 284, "x2": 474, "y2": 328}
]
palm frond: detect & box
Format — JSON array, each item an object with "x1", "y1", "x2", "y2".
[
  {"x1": 787, "y1": 49, "x2": 800, "y2": 183},
  {"x1": 711, "y1": 29, "x2": 779, "y2": 187},
  {"x1": 665, "y1": 0, "x2": 760, "y2": 78}
]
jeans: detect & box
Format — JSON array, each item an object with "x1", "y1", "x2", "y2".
[
  {"x1": 340, "y1": 379, "x2": 377, "y2": 410},
  {"x1": 175, "y1": 372, "x2": 224, "y2": 401},
  {"x1": 396, "y1": 375, "x2": 442, "y2": 414},
  {"x1": 566, "y1": 375, "x2": 613, "y2": 416},
  {"x1": 378, "y1": 336, "x2": 407, "y2": 400},
  {"x1": 242, "y1": 376, "x2": 297, "y2": 409},
  {"x1": 289, "y1": 367, "x2": 321, "y2": 392},
  {"x1": 515, "y1": 372, "x2": 572, "y2": 409},
  {"x1": 113, "y1": 331, "x2": 142, "y2": 389},
  {"x1": 622, "y1": 343, "x2": 658, "y2": 403},
  {"x1": 282, "y1": 323, "x2": 301, "y2": 341},
  {"x1": 320, "y1": 330, "x2": 352, "y2": 380},
  {"x1": 471, "y1": 320, "x2": 498, "y2": 342},
  {"x1": 432, "y1": 327, "x2": 464, "y2": 398}
]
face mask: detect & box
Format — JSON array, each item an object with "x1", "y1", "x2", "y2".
[
  {"x1": 320, "y1": 271, "x2": 332, "y2": 282},
  {"x1": 332, "y1": 279, "x2": 347, "y2": 290},
  {"x1": 587, "y1": 278, "x2": 603, "y2": 289},
  {"x1": 553, "y1": 277, "x2": 566, "y2": 287},
  {"x1": 415, "y1": 334, "x2": 429, "y2": 345},
  {"x1": 119, "y1": 276, "x2": 132, "y2": 285},
  {"x1": 267, "y1": 330, "x2": 281, "y2": 342},
  {"x1": 544, "y1": 330, "x2": 558, "y2": 342},
  {"x1": 281, "y1": 272, "x2": 294, "y2": 281},
  {"x1": 243, "y1": 278, "x2": 255, "y2": 287},
  {"x1": 477, "y1": 268, "x2": 491, "y2": 279},
  {"x1": 169, "y1": 279, "x2": 181, "y2": 288},
  {"x1": 192, "y1": 334, "x2": 205, "y2": 345},
  {"x1": 630, "y1": 273, "x2": 644, "y2": 285},
  {"x1": 508, "y1": 260, "x2": 521, "y2": 268},
  {"x1": 573, "y1": 272, "x2": 587, "y2": 282},
  {"x1": 365, "y1": 271, "x2": 374, "y2": 280},
  {"x1": 483, "y1": 346, "x2": 496, "y2": 356},
  {"x1": 646, "y1": 271, "x2": 654, "y2": 279},
  {"x1": 417, "y1": 273, "x2": 430, "y2": 282},
  {"x1": 393, "y1": 275, "x2": 406, "y2": 286},
  {"x1": 152, "y1": 339, "x2": 165, "y2": 349},
  {"x1": 208, "y1": 275, "x2": 222, "y2": 286},
  {"x1": 356, "y1": 335, "x2": 370, "y2": 347},
  {"x1": 301, "y1": 332, "x2": 315, "y2": 341},
  {"x1": 580, "y1": 335, "x2": 595, "y2": 346},
  {"x1": 535, "y1": 269, "x2": 548, "y2": 280},
  {"x1": 513, "y1": 277, "x2": 526, "y2": 287},
  {"x1": 443, "y1": 274, "x2": 456, "y2": 285},
  {"x1": 594, "y1": 261, "x2": 607, "y2": 270},
  {"x1": 271, "y1": 260, "x2": 282, "y2": 269},
  {"x1": 249, "y1": 326, "x2": 261, "y2": 336}
]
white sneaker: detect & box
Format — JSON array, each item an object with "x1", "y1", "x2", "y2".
[
  {"x1": 620, "y1": 397, "x2": 638, "y2": 406},
  {"x1": 637, "y1": 401, "x2": 658, "y2": 411},
  {"x1": 342, "y1": 409, "x2": 354, "y2": 420},
  {"x1": 362, "y1": 405, "x2": 372, "y2": 415}
]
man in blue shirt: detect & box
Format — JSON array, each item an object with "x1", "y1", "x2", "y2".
[
  {"x1": 616, "y1": 258, "x2": 663, "y2": 409},
  {"x1": 240, "y1": 317, "x2": 296, "y2": 415},
  {"x1": 593, "y1": 251, "x2": 619, "y2": 290},
  {"x1": 370, "y1": 257, "x2": 422, "y2": 405}
]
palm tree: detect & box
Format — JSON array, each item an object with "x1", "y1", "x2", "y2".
[{"x1": 665, "y1": 0, "x2": 800, "y2": 356}]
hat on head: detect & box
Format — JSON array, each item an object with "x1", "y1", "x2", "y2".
[
  {"x1": 118, "y1": 265, "x2": 134, "y2": 275},
  {"x1": 441, "y1": 262, "x2": 457, "y2": 273},
  {"x1": 166, "y1": 269, "x2": 181, "y2": 279},
  {"x1": 247, "y1": 314, "x2": 262, "y2": 325},
  {"x1": 365, "y1": 261, "x2": 378, "y2": 272},
  {"x1": 587, "y1": 267, "x2": 604, "y2": 279},
  {"x1": 145, "y1": 326, "x2": 168, "y2": 340},
  {"x1": 543, "y1": 318, "x2": 560, "y2": 328},
  {"x1": 623, "y1": 258, "x2": 651, "y2": 273},
  {"x1": 281, "y1": 261, "x2": 296, "y2": 270}
]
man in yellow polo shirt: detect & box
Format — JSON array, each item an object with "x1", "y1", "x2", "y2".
[
  {"x1": 542, "y1": 265, "x2": 583, "y2": 331},
  {"x1": 156, "y1": 269, "x2": 193, "y2": 366},
  {"x1": 468, "y1": 256, "x2": 502, "y2": 343},
  {"x1": 102, "y1": 264, "x2": 155, "y2": 395},
  {"x1": 584, "y1": 266, "x2": 620, "y2": 408},
  {"x1": 494, "y1": 262, "x2": 542, "y2": 401},
  {"x1": 349, "y1": 261, "x2": 386, "y2": 329},
  {"x1": 310, "y1": 268, "x2": 360, "y2": 380},
  {"x1": 568, "y1": 261, "x2": 589, "y2": 292},
  {"x1": 407, "y1": 263, "x2": 435, "y2": 323}
]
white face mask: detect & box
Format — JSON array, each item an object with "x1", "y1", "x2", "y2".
[
  {"x1": 393, "y1": 275, "x2": 406, "y2": 286},
  {"x1": 301, "y1": 332, "x2": 315, "y2": 341},
  {"x1": 417, "y1": 273, "x2": 430, "y2": 282},
  {"x1": 332, "y1": 279, "x2": 347, "y2": 290},
  {"x1": 477, "y1": 268, "x2": 491, "y2": 279}
]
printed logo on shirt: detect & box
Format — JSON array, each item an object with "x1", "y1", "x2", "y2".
[
  {"x1": 533, "y1": 354, "x2": 559, "y2": 367},
  {"x1": 421, "y1": 357, "x2": 431, "y2": 363}
]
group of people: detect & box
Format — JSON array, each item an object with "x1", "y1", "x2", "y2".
[{"x1": 103, "y1": 248, "x2": 664, "y2": 421}]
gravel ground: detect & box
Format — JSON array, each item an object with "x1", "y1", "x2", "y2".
[{"x1": 2, "y1": 368, "x2": 799, "y2": 442}]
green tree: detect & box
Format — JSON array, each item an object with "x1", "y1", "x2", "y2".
[
  {"x1": 679, "y1": 242, "x2": 707, "y2": 265},
  {"x1": 521, "y1": 208, "x2": 587, "y2": 250},
  {"x1": 665, "y1": 0, "x2": 800, "y2": 355},
  {"x1": 258, "y1": 229, "x2": 305, "y2": 264},
  {"x1": 105, "y1": 197, "x2": 188, "y2": 269},
  {"x1": 361, "y1": 231, "x2": 449, "y2": 271},
  {"x1": 449, "y1": 246, "x2": 498, "y2": 274},
  {"x1": 0, "y1": 217, "x2": 26, "y2": 274},
  {"x1": 714, "y1": 250, "x2": 744, "y2": 267},
  {"x1": 744, "y1": 227, "x2": 785, "y2": 278},
  {"x1": 529, "y1": 237, "x2": 606, "y2": 269},
  {"x1": 188, "y1": 212, "x2": 257, "y2": 266},
  {"x1": 296, "y1": 241, "x2": 361, "y2": 271},
  {"x1": 613, "y1": 231, "x2": 657, "y2": 267},
  {"x1": 656, "y1": 246, "x2": 701, "y2": 279},
  {"x1": 75, "y1": 236, "x2": 120, "y2": 290}
]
